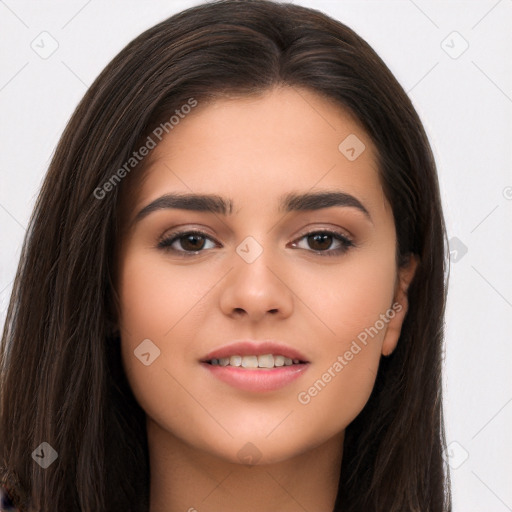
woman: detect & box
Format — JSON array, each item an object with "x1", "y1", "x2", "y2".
[{"x1": 0, "y1": 0, "x2": 451, "y2": 510}]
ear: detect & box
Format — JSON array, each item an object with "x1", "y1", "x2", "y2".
[{"x1": 381, "y1": 254, "x2": 419, "y2": 357}]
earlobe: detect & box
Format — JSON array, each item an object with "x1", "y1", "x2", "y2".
[{"x1": 381, "y1": 254, "x2": 419, "y2": 357}]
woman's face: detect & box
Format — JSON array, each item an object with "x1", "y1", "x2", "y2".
[{"x1": 116, "y1": 86, "x2": 415, "y2": 465}]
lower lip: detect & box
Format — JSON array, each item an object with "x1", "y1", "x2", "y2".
[{"x1": 201, "y1": 362, "x2": 310, "y2": 392}]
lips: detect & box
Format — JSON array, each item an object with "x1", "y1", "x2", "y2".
[
  {"x1": 200, "y1": 340, "x2": 309, "y2": 364},
  {"x1": 199, "y1": 341, "x2": 310, "y2": 392}
]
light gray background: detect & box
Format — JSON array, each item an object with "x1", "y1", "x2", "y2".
[{"x1": 1, "y1": 1, "x2": 511, "y2": 510}]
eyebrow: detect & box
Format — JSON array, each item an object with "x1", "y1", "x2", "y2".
[{"x1": 133, "y1": 190, "x2": 372, "y2": 224}]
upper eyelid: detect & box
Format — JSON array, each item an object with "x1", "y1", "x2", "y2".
[
  {"x1": 160, "y1": 221, "x2": 354, "y2": 239},
  {"x1": 295, "y1": 226, "x2": 353, "y2": 242}
]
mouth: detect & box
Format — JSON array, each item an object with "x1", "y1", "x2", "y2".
[
  {"x1": 203, "y1": 354, "x2": 308, "y2": 369},
  {"x1": 200, "y1": 341, "x2": 310, "y2": 392}
]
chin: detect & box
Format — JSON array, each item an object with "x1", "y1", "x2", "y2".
[{"x1": 195, "y1": 432, "x2": 314, "y2": 467}]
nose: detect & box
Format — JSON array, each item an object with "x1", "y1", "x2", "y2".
[{"x1": 219, "y1": 245, "x2": 294, "y2": 323}]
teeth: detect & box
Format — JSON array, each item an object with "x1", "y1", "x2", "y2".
[
  {"x1": 274, "y1": 355, "x2": 285, "y2": 367},
  {"x1": 229, "y1": 355, "x2": 242, "y2": 366},
  {"x1": 209, "y1": 354, "x2": 303, "y2": 368},
  {"x1": 258, "y1": 354, "x2": 274, "y2": 368},
  {"x1": 241, "y1": 355, "x2": 258, "y2": 368}
]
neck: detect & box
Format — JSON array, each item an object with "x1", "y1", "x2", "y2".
[{"x1": 146, "y1": 417, "x2": 343, "y2": 512}]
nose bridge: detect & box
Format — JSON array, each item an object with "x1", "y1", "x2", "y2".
[
  {"x1": 234, "y1": 233, "x2": 281, "y2": 294},
  {"x1": 219, "y1": 233, "x2": 293, "y2": 319},
  {"x1": 235, "y1": 234, "x2": 267, "y2": 266}
]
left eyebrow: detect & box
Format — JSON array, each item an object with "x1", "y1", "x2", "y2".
[
  {"x1": 279, "y1": 191, "x2": 371, "y2": 221},
  {"x1": 132, "y1": 190, "x2": 372, "y2": 225}
]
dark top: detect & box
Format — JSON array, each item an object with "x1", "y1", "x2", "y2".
[{"x1": 0, "y1": 484, "x2": 20, "y2": 512}]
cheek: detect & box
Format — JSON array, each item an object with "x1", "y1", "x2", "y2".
[
  {"x1": 117, "y1": 250, "x2": 209, "y2": 341},
  {"x1": 291, "y1": 248, "x2": 397, "y2": 426},
  {"x1": 116, "y1": 249, "x2": 223, "y2": 415},
  {"x1": 116, "y1": 252, "x2": 184, "y2": 388},
  {"x1": 302, "y1": 243, "x2": 397, "y2": 351},
  {"x1": 115, "y1": 252, "x2": 209, "y2": 439}
]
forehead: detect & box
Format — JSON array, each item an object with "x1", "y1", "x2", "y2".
[{"x1": 122, "y1": 86, "x2": 387, "y2": 223}]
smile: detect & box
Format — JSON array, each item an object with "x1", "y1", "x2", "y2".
[
  {"x1": 201, "y1": 357, "x2": 310, "y2": 392},
  {"x1": 207, "y1": 354, "x2": 305, "y2": 368}
]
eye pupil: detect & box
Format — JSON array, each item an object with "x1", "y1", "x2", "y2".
[
  {"x1": 308, "y1": 233, "x2": 332, "y2": 251},
  {"x1": 182, "y1": 234, "x2": 205, "y2": 251}
]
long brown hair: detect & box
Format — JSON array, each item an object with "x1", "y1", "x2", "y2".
[{"x1": 0, "y1": 1, "x2": 451, "y2": 510}]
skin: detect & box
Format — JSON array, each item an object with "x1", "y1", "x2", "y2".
[{"x1": 115, "y1": 85, "x2": 417, "y2": 512}]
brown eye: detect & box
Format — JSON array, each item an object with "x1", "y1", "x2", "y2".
[
  {"x1": 178, "y1": 233, "x2": 207, "y2": 251},
  {"x1": 307, "y1": 233, "x2": 334, "y2": 251},
  {"x1": 291, "y1": 230, "x2": 354, "y2": 256},
  {"x1": 157, "y1": 230, "x2": 218, "y2": 254}
]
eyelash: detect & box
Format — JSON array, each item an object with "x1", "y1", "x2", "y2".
[{"x1": 156, "y1": 228, "x2": 355, "y2": 257}]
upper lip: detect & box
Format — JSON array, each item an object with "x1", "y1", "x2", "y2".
[{"x1": 201, "y1": 341, "x2": 309, "y2": 363}]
